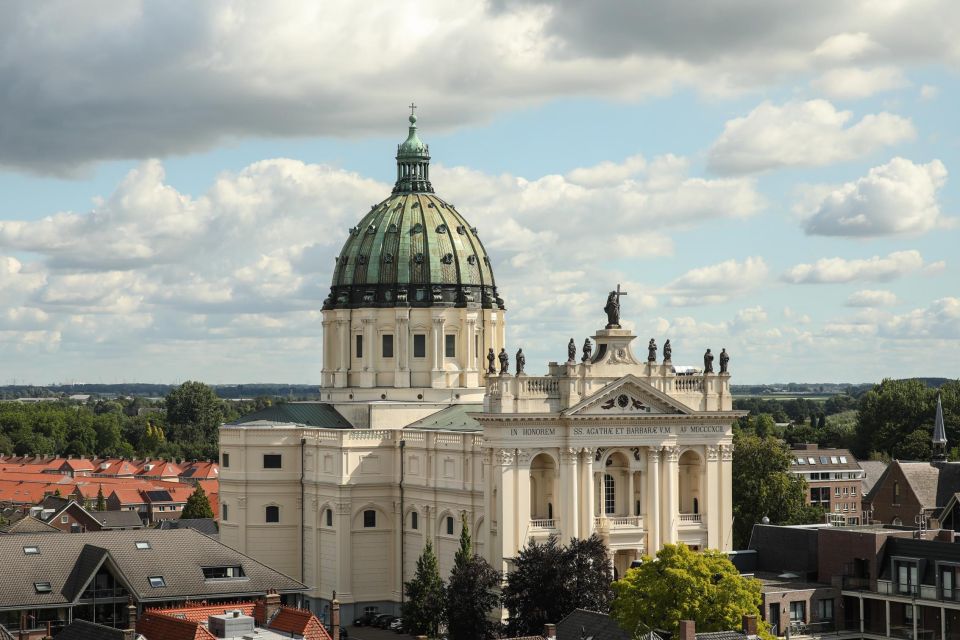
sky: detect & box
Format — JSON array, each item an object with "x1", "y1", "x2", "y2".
[{"x1": 0, "y1": 1, "x2": 957, "y2": 385}]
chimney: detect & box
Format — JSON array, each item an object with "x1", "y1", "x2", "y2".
[
  {"x1": 331, "y1": 594, "x2": 341, "y2": 640},
  {"x1": 742, "y1": 615, "x2": 758, "y2": 637},
  {"x1": 679, "y1": 620, "x2": 696, "y2": 640},
  {"x1": 126, "y1": 596, "x2": 138, "y2": 629},
  {"x1": 544, "y1": 623, "x2": 557, "y2": 639},
  {"x1": 264, "y1": 589, "x2": 281, "y2": 621}
]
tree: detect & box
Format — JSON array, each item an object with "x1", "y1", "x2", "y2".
[
  {"x1": 611, "y1": 544, "x2": 769, "y2": 638},
  {"x1": 446, "y1": 515, "x2": 500, "y2": 640},
  {"x1": 181, "y1": 484, "x2": 215, "y2": 519},
  {"x1": 165, "y1": 381, "x2": 224, "y2": 447},
  {"x1": 96, "y1": 485, "x2": 107, "y2": 511},
  {"x1": 503, "y1": 535, "x2": 613, "y2": 637},
  {"x1": 855, "y1": 379, "x2": 960, "y2": 459},
  {"x1": 402, "y1": 539, "x2": 446, "y2": 638},
  {"x1": 732, "y1": 432, "x2": 822, "y2": 548}
]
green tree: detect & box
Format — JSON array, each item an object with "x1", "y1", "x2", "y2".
[
  {"x1": 503, "y1": 535, "x2": 613, "y2": 637},
  {"x1": 96, "y1": 485, "x2": 107, "y2": 511},
  {"x1": 855, "y1": 379, "x2": 960, "y2": 459},
  {"x1": 611, "y1": 544, "x2": 769, "y2": 638},
  {"x1": 732, "y1": 433, "x2": 822, "y2": 548},
  {"x1": 446, "y1": 515, "x2": 500, "y2": 640},
  {"x1": 165, "y1": 381, "x2": 224, "y2": 448},
  {"x1": 402, "y1": 539, "x2": 446, "y2": 638},
  {"x1": 181, "y1": 484, "x2": 215, "y2": 519}
]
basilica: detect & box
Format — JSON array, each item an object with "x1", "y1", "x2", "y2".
[{"x1": 218, "y1": 111, "x2": 742, "y2": 620}]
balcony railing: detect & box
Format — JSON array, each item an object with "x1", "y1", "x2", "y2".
[
  {"x1": 679, "y1": 513, "x2": 702, "y2": 523},
  {"x1": 530, "y1": 519, "x2": 556, "y2": 529},
  {"x1": 609, "y1": 516, "x2": 644, "y2": 528}
]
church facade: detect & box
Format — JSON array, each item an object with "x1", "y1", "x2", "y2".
[{"x1": 218, "y1": 112, "x2": 742, "y2": 620}]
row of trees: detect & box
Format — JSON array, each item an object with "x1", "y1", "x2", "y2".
[
  {"x1": 403, "y1": 528, "x2": 769, "y2": 640},
  {"x1": 0, "y1": 381, "x2": 272, "y2": 460}
]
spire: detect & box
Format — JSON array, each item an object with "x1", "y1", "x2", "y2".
[
  {"x1": 932, "y1": 392, "x2": 948, "y2": 464},
  {"x1": 393, "y1": 103, "x2": 434, "y2": 194}
]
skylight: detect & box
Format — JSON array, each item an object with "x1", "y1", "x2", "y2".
[
  {"x1": 23, "y1": 546, "x2": 39, "y2": 555},
  {"x1": 34, "y1": 582, "x2": 52, "y2": 594},
  {"x1": 148, "y1": 576, "x2": 166, "y2": 588},
  {"x1": 135, "y1": 541, "x2": 151, "y2": 550}
]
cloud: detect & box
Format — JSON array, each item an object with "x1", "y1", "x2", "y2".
[
  {"x1": 800, "y1": 158, "x2": 947, "y2": 237},
  {"x1": 1, "y1": 2, "x2": 958, "y2": 172},
  {"x1": 0, "y1": 152, "x2": 765, "y2": 380},
  {"x1": 783, "y1": 250, "x2": 927, "y2": 284},
  {"x1": 707, "y1": 100, "x2": 914, "y2": 174},
  {"x1": 846, "y1": 289, "x2": 898, "y2": 307},
  {"x1": 920, "y1": 84, "x2": 940, "y2": 100},
  {"x1": 811, "y1": 66, "x2": 908, "y2": 99},
  {"x1": 882, "y1": 297, "x2": 960, "y2": 339},
  {"x1": 665, "y1": 257, "x2": 768, "y2": 306}
]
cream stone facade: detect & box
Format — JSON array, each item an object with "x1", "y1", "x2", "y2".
[{"x1": 218, "y1": 113, "x2": 743, "y2": 621}]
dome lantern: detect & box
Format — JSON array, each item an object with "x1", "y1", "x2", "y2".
[{"x1": 393, "y1": 103, "x2": 433, "y2": 194}]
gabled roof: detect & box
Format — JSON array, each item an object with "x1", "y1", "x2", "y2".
[
  {"x1": 230, "y1": 402, "x2": 353, "y2": 429},
  {"x1": 557, "y1": 609, "x2": 631, "y2": 640},
  {"x1": 268, "y1": 606, "x2": 332, "y2": 640},
  {"x1": 179, "y1": 461, "x2": 219, "y2": 479},
  {"x1": 109, "y1": 488, "x2": 147, "y2": 505},
  {"x1": 0, "y1": 529, "x2": 306, "y2": 609},
  {"x1": 89, "y1": 509, "x2": 145, "y2": 529},
  {"x1": 405, "y1": 403, "x2": 482, "y2": 432},
  {"x1": 561, "y1": 374, "x2": 730, "y2": 418},
  {"x1": 867, "y1": 460, "x2": 960, "y2": 510},
  {"x1": 157, "y1": 518, "x2": 219, "y2": 536},
  {"x1": 144, "y1": 490, "x2": 173, "y2": 503},
  {"x1": 0, "y1": 513, "x2": 60, "y2": 534},
  {"x1": 858, "y1": 460, "x2": 889, "y2": 496},
  {"x1": 137, "y1": 611, "x2": 216, "y2": 640},
  {"x1": 55, "y1": 619, "x2": 131, "y2": 640}
]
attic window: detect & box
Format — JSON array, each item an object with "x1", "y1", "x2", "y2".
[
  {"x1": 203, "y1": 566, "x2": 246, "y2": 580},
  {"x1": 23, "y1": 546, "x2": 40, "y2": 555},
  {"x1": 135, "y1": 541, "x2": 151, "y2": 550},
  {"x1": 839, "y1": 456, "x2": 848, "y2": 463},
  {"x1": 34, "y1": 582, "x2": 52, "y2": 594},
  {"x1": 148, "y1": 576, "x2": 166, "y2": 588}
]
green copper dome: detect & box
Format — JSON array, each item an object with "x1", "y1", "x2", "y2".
[{"x1": 324, "y1": 111, "x2": 504, "y2": 310}]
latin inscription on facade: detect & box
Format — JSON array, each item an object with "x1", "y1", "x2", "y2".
[{"x1": 506, "y1": 425, "x2": 725, "y2": 438}]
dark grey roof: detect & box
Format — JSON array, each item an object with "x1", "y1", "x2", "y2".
[
  {"x1": 157, "y1": 518, "x2": 219, "y2": 536},
  {"x1": 746, "y1": 524, "x2": 819, "y2": 577},
  {"x1": 404, "y1": 403, "x2": 482, "y2": 432},
  {"x1": 144, "y1": 490, "x2": 173, "y2": 502},
  {"x1": 887, "y1": 461, "x2": 960, "y2": 509},
  {"x1": 55, "y1": 619, "x2": 128, "y2": 640},
  {"x1": 0, "y1": 513, "x2": 60, "y2": 534},
  {"x1": 858, "y1": 460, "x2": 889, "y2": 496},
  {"x1": 89, "y1": 510, "x2": 145, "y2": 529},
  {"x1": 557, "y1": 609, "x2": 631, "y2": 640},
  {"x1": 0, "y1": 529, "x2": 306, "y2": 610},
  {"x1": 230, "y1": 402, "x2": 353, "y2": 429}
]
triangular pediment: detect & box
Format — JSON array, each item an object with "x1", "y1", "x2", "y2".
[{"x1": 562, "y1": 375, "x2": 693, "y2": 417}]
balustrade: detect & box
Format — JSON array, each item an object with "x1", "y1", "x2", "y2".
[
  {"x1": 678, "y1": 513, "x2": 702, "y2": 523},
  {"x1": 674, "y1": 377, "x2": 703, "y2": 392},
  {"x1": 519, "y1": 377, "x2": 560, "y2": 397},
  {"x1": 530, "y1": 518, "x2": 556, "y2": 529}
]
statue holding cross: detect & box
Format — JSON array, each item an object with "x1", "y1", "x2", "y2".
[{"x1": 604, "y1": 284, "x2": 627, "y2": 328}]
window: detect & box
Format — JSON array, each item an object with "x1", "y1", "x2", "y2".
[
  {"x1": 222, "y1": 453, "x2": 230, "y2": 468},
  {"x1": 830, "y1": 456, "x2": 839, "y2": 464},
  {"x1": 263, "y1": 454, "x2": 282, "y2": 469},
  {"x1": 835, "y1": 487, "x2": 841, "y2": 497},
  {"x1": 326, "y1": 509, "x2": 333, "y2": 527},
  {"x1": 797, "y1": 458, "x2": 807, "y2": 465},
  {"x1": 34, "y1": 582, "x2": 52, "y2": 594},
  {"x1": 843, "y1": 487, "x2": 849, "y2": 495},
  {"x1": 202, "y1": 566, "x2": 246, "y2": 579},
  {"x1": 808, "y1": 457, "x2": 816, "y2": 465},
  {"x1": 941, "y1": 566, "x2": 957, "y2": 600},
  {"x1": 363, "y1": 510, "x2": 376, "y2": 528},
  {"x1": 851, "y1": 487, "x2": 857, "y2": 496},
  {"x1": 895, "y1": 559, "x2": 918, "y2": 595},
  {"x1": 904, "y1": 603, "x2": 914, "y2": 623},
  {"x1": 790, "y1": 601, "x2": 806, "y2": 623},
  {"x1": 135, "y1": 541, "x2": 151, "y2": 550},
  {"x1": 604, "y1": 474, "x2": 616, "y2": 515},
  {"x1": 60, "y1": 516, "x2": 69, "y2": 524},
  {"x1": 411, "y1": 511, "x2": 418, "y2": 530},
  {"x1": 446, "y1": 516, "x2": 454, "y2": 535},
  {"x1": 148, "y1": 576, "x2": 166, "y2": 588},
  {"x1": 266, "y1": 505, "x2": 280, "y2": 523},
  {"x1": 222, "y1": 504, "x2": 228, "y2": 521},
  {"x1": 382, "y1": 334, "x2": 394, "y2": 358},
  {"x1": 413, "y1": 334, "x2": 426, "y2": 358},
  {"x1": 820, "y1": 456, "x2": 829, "y2": 464},
  {"x1": 445, "y1": 334, "x2": 456, "y2": 357},
  {"x1": 23, "y1": 546, "x2": 39, "y2": 555},
  {"x1": 839, "y1": 456, "x2": 848, "y2": 463},
  {"x1": 356, "y1": 334, "x2": 363, "y2": 358},
  {"x1": 893, "y1": 481, "x2": 900, "y2": 504},
  {"x1": 817, "y1": 598, "x2": 834, "y2": 620}
]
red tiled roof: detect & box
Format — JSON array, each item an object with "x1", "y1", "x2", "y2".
[
  {"x1": 145, "y1": 603, "x2": 256, "y2": 624},
  {"x1": 137, "y1": 612, "x2": 216, "y2": 640},
  {"x1": 269, "y1": 607, "x2": 332, "y2": 640},
  {"x1": 180, "y1": 461, "x2": 219, "y2": 479},
  {"x1": 109, "y1": 488, "x2": 147, "y2": 505}
]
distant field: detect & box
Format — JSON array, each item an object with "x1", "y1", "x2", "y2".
[{"x1": 733, "y1": 394, "x2": 834, "y2": 401}]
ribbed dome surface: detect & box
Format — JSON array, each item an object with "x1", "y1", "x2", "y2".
[{"x1": 324, "y1": 192, "x2": 503, "y2": 310}]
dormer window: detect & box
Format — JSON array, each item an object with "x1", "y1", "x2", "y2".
[{"x1": 34, "y1": 582, "x2": 52, "y2": 594}]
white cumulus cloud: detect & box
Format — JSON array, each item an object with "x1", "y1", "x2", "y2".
[
  {"x1": 811, "y1": 66, "x2": 908, "y2": 99},
  {"x1": 801, "y1": 157, "x2": 947, "y2": 237},
  {"x1": 846, "y1": 289, "x2": 898, "y2": 307},
  {"x1": 707, "y1": 100, "x2": 915, "y2": 174},
  {"x1": 665, "y1": 257, "x2": 768, "y2": 306},
  {"x1": 783, "y1": 250, "x2": 927, "y2": 284}
]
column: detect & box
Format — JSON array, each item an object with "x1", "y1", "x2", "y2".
[
  {"x1": 559, "y1": 448, "x2": 578, "y2": 538},
  {"x1": 430, "y1": 315, "x2": 445, "y2": 388},
  {"x1": 627, "y1": 470, "x2": 635, "y2": 517},
  {"x1": 335, "y1": 501, "x2": 353, "y2": 601},
  {"x1": 859, "y1": 596, "x2": 864, "y2": 634},
  {"x1": 464, "y1": 316, "x2": 478, "y2": 386},
  {"x1": 719, "y1": 444, "x2": 734, "y2": 550},
  {"x1": 579, "y1": 449, "x2": 594, "y2": 538},
  {"x1": 661, "y1": 446, "x2": 679, "y2": 545},
  {"x1": 335, "y1": 319, "x2": 349, "y2": 387},
  {"x1": 322, "y1": 318, "x2": 333, "y2": 384},
  {"x1": 594, "y1": 472, "x2": 602, "y2": 517},
  {"x1": 394, "y1": 313, "x2": 410, "y2": 388},
  {"x1": 885, "y1": 600, "x2": 890, "y2": 638},
  {"x1": 359, "y1": 317, "x2": 375, "y2": 387},
  {"x1": 392, "y1": 500, "x2": 402, "y2": 600},
  {"x1": 646, "y1": 447, "x2": 661, "y2": 552},
  {"x1": 706, "y1": 445, "x2": 721, "y2": 548}
]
